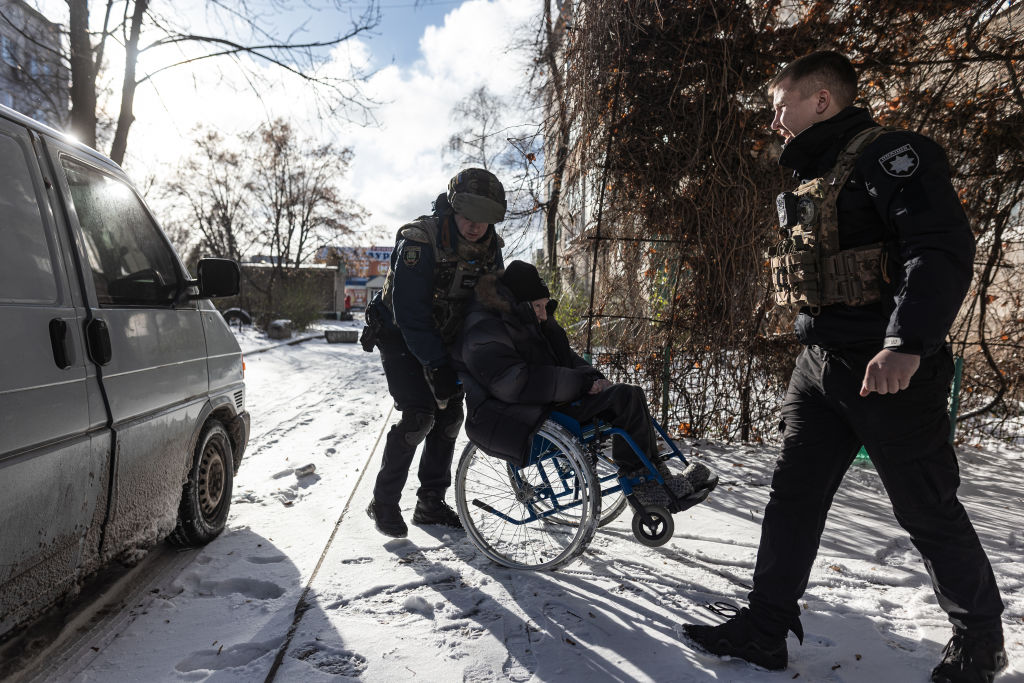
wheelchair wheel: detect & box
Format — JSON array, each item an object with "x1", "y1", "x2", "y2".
[
  {"x1": 589, "y1": 445, "x2": 628, "y2": 527},
  {"x1": 455, "y1": 421, "x2": 600, "y2": 571},
  {"x1": 632, "y1": 505, "x2": 674, "y2": 547}
]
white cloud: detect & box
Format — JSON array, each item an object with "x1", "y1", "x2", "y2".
[
  {"x1": 33, "y1": 0, "x2": 540, "y2": 248},
  {"x1": 338, "y1": 0, "x2": 538, "y2": 240}
]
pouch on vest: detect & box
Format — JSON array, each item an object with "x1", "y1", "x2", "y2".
[{"x1": 767, "y1": 127, "x2": 889, "y2": 314}]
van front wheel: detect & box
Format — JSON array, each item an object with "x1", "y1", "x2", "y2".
[{"x1": 169, "y1": 421, "x2": 234, "y2": 547}]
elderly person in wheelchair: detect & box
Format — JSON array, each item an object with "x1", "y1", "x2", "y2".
[{"x1": 452, "y1": 260, "x2": 716, "y2": 510}]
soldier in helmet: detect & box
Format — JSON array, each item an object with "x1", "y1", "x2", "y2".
[
  {"x1": 683, "y1": 52, "x2": 1005, "y2": 683},
  {"x1": 361, "y1": 168, "x2": 506, "y2": 538}
]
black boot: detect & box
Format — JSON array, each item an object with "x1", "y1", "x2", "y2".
[
  {"x1": 682, "y1": 608, "x2": 798, "y2": 671},
  {"x1": 412, "y1": 491, "x2": 462, "y2": 528},
  {"x1": 367, "y1": 499, "x2": 408, "y2": 538},
  {"x1": 931, "y1": 628, "x2": 1007, "y2": 683}
]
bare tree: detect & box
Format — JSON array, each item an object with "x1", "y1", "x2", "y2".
[
  {"x1": 248, "y1": 118, "x2": 365, "y2": 274},
  {"x1": 446, "y1": 85, "x2": 506, "y2": 171},
  {"x1": 538, "y1": 0, "x2": 570, "y2": 271},
  {"x1": 443, "y1": 85, "x2": 551, "y2": 259},
  {"x1": 62, "y1": 0, "x2": 379, "y2": 163},
  {"x1": 162, "y1": 127, "x2": 253, "y2": 264}
]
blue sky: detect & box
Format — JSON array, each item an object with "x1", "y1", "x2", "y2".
[{"x1": 269, "y1": 0, "x2": 465, "y2": 68}]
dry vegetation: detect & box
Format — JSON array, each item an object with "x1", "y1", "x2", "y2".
[{"x1": 542, "y1": 0, "x2": 1024, "y2": 442}]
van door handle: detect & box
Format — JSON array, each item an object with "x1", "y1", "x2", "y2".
[
  {"x1": 49, "y1": 318, "x2": 73, "y2": 369},
  {"x1": 86, "y1": 318, "x2": 112, "y2": 366}
]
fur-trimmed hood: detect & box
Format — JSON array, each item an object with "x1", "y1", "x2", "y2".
[
  {"x1": 473, "y1": 272, "x2": 514, "y2": 315},
  {"x1": 473, "y1": 272, "x2": 558, "y2": 321}
]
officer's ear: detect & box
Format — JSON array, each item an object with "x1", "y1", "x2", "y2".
[{"x1": 814, "y1": 88, "x2": 832, "y2": 115}]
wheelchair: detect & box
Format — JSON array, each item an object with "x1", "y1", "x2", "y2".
[{"x1": 454, "y1": 411, "x2": 718, "y2": 571}]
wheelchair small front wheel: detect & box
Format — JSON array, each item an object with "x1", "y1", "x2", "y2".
[{"x1": 631, "y1": 505, "x2": 674, "y2": 547}]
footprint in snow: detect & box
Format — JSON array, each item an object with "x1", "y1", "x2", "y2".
[
  {"x1": 291, "y1": 643, "x2": 368, "y2": 676},
  {"x1": 182, "y1": 574, "x2": 285, "y2": 600},
  {"x1": 176, "y1": 638, "x2": 282, "y2": 672}
]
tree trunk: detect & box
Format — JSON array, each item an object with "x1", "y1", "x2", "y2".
[
  {"x1": 110, "y1": 0, "x2": 148, "y2": 165},
  {"x1": 67, "y1": 0, "x2": 97, "y2": 147},
  {"x1": 542, "y1": 0, "x2": 569, "y2": 271}
]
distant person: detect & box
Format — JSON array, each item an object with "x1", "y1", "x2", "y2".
[
  {"x1": 359, "y1": 169, "x2": 506, "y2": 538},
  {"x1": 682, "y1": 51, "x2": 1005, "y2": 683},
  {"x1": 453, "y1": 260, "x2": 715, "y2": 501}
]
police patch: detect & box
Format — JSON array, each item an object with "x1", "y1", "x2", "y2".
[
  {"x1": 402, "y1": 246, "x2": 421, "y2": 266},
  {"x1": 879, "y1": 144, "x2": 919, "y2": 177}
]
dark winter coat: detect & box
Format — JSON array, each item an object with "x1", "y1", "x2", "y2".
[
  {"x1": 781, "y1": 106, "x2": 976, "y2": 356},
  {"x1": 452, "y1": 274, "x2": 603, "y2": 467}
]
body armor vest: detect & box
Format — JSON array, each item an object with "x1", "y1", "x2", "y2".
[
  {"x1": 767, "y1": 126, "x2": 888, "y2": 314},
  {"x1": 382, "y1": 216, "x2": 502, "y2": 342}
]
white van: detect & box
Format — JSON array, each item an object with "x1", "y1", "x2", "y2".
[{"x1": 0, "y1": 104, "x2": 249, "y2": 638}]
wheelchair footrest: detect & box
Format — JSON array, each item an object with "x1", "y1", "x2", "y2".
[{"x1": 669, "y1": 475, "x2": 719, "y2": 513}]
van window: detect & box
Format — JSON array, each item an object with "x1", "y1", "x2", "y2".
[
  {"x1": 0, "y1": 131, "x2": 57, "y2": 305},
  {"x1": 61, "y1": 157, "x2": 181, "y2": 307}
]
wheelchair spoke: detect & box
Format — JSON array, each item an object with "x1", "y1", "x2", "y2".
[{"x1": 455, "y1": 422, "x2": 600, "y2": 571}]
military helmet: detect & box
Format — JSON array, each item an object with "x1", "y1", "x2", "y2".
[{"x1": 447, "y1": 168, "x2": 506, "y2": 224}]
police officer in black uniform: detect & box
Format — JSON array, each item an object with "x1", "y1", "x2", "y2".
[
  {"x1": 684, "y1": 52, "x2": 1006, "y2": 683},
  {"x1": 362, "y1": 168, "x2": 506, "y2": 538}
]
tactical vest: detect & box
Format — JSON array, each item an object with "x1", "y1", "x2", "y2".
[
  {"x1": 767, "y1": 126, "x2": 889, "y2": 314},
  {"x1": 382, "y1": 216, "x2": 503, "y2": 342}
]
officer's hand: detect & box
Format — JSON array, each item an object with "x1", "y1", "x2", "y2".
[
  {"x1": 589, "y1": 378, "x2": 613, "y2": 394},
  {"x1": 859, "y1": 349, "x2": 920, "y2": 397},
  {"x1": 424, "y1": 364, "x2": 460, "y2": 403}
]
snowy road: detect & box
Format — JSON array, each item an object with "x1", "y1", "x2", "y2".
[{"x1": 7, "y1": 321, "x2": 1024, "y2": 682}]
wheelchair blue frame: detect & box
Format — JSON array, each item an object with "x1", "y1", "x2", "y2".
[
  {"x1": 541, "y1": 411, "x2": 692, "y2": 505},
  {"x1": 457, "y1": 409, "x2": 720, "y2": 565}
]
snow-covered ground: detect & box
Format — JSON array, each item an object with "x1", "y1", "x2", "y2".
[{"x1": 42, "y1": 320, "x2": 1024, "y2": 681}]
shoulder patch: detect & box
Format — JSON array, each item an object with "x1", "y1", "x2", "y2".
[
  {"x1": 399, "y1": 225, "x2": 430, "y2": 243},
  {"x1": 402, "y1": 246, "x2": 421, "y2": 267},
  {"x1": 879, "y1": 144, "x2": 919, "y2": 178}
]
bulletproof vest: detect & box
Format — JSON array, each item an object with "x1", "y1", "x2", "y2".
[
  {"x1": 382, "y1": 216, "x2": 502, "y2": 342},
  {"x1": 767, "y1": 126, "x2": 889, "y2": 314}
]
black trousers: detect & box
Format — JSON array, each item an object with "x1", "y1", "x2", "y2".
[
  {"x1": 559, "y1": 384, "x2": 657, "y2": 471},
  {"x1": 748, "y1": 345, "x2": 1003, "y2": 635},
  {"x1": 373, "y1": 335, "x2": 464, "y2": 506}
]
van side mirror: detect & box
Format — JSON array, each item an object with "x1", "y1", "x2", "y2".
[{"x1": 188, "y1": 258, "x2": 240, "y2": 299}]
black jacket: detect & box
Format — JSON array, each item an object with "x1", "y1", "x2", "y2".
[
  {"x1": 452, "y1": 274, "x2": 603, "y2": 466},
  {"x1": 780, "y1": 106, "x2": 975, "y2": 356}
]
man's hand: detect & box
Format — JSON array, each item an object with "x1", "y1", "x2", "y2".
[
  {"x1": 424, "y1": 364, "x2": 461, "y2": 407},
  {"x1": 860, "y1": 349, "x2": 920, "y2": 397},
  {"x1": 589, "y1": 378, "x2": 613, "y2": 394}
]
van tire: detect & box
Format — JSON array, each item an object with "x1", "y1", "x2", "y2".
[{"x1": 169, "y1": 421, "x2": 234, "y2": 547}]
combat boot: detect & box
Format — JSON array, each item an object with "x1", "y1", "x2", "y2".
[
  {"x1": 683, "y1": 608, "x2": 800, "y2": 671},
  {"x1": 931, "y1": 627, "x2": 1007, "y2": 683},
  {"x1": 366, "y1": 499, "x2": 408, "y2": 538},
  {"x1": 412, "y1": 491, "x2": 463, "y2": 528}
]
